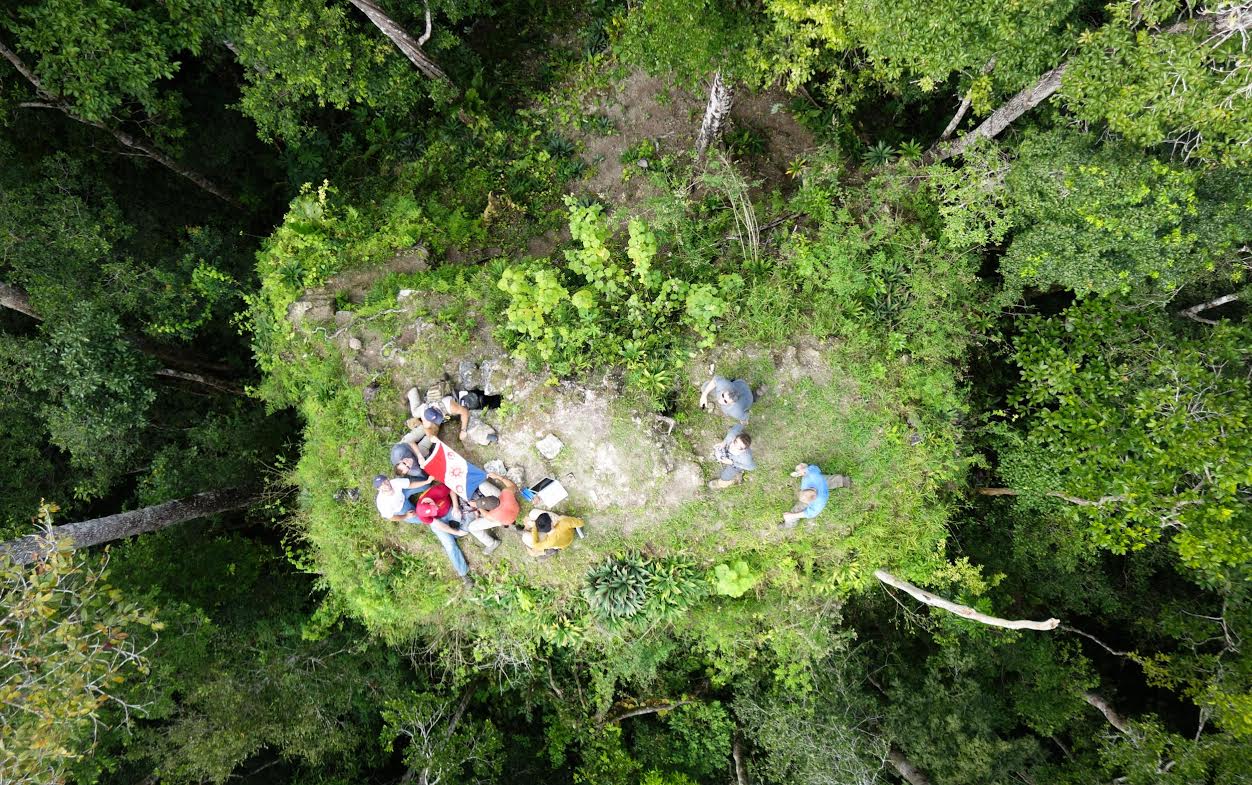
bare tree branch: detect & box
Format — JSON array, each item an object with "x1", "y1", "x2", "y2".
[
  {"x1": 940, "y1": 58, "x2": 996, "y2": 140},
  {"x1": 696, "y1": 70, "x2": 734, "y2": 157},
  {"x1": 1083, "y1": 692, "x2": 1133, "y2": 735},
  {"x1": 926, "y1": 63, "x2": 1068, "y2": 163},
  {"x1": 874, "y1": 570, "x2": 1060, "y2": 631},
  {"x1": 346, "y1": 0, "x2": 453, "y2": 86},
  {"x1": 887, "y1": 747, "x2": 932, "y2": 785},
  {"x1": 1, "y1": 489, "x2": 258, "y2": 565},
  {"x1": 0, "y1": 282, "x2": 40, "y2": 320},
  {"x1": 154, "y1": 368, "x2": 245, "y2": 396},
  {"x1": 0, "y1": 40, "x2": 240, "y2": 207},
  {"x1": 976, "y1": 487, "x2": 1128, "y2": 507},
  {"x1": 1177, "y1": 293, "x2": 1241, "y2": 325},
  {"x1": 601, "y1": 699, "x2": 697, "y2": 724}
]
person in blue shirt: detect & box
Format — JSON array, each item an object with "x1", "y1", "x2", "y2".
[{"x1": 780, "y1": 463, "x2": 851, "y2": 528}]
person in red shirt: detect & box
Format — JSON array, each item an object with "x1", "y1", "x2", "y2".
[{"x1": 405, "y1": 483, "x2": 473, "y2": 585}]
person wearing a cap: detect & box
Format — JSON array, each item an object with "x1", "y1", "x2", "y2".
[
  {"x1": 405, "y1": 385, "x2": 472, "y2": 442},
  {"x1": 376, "y1": 477, "x2": 474, "y2": 585}
]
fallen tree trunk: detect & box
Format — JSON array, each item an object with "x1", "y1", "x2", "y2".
[
  {"x1": 347, "y1": 0, "x2": 453, "y2": 86},
  {"x1": 696, "y1": 70, "x2": 734, "y2": 157},
  {"x1": 874, "y1": 569, "x2": 1060, "y2": 631},
  {"x1": 887, "y1": 747, "x2": 932, "y2": 785},
  {"x1": 1, "y1": 488, "x2": 256, "y2": 565},
  {"x1": 925, "y1": 63, "x2": 1068, "y2": 163}
]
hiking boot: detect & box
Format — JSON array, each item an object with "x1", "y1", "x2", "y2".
[
  {"x1": 460, "y1": 574, "x2": 474, "y2": 589},
  {"x1": 831, "y1": 474, "x2": 853, "y2": 489},
  {"x1": 483, "y1": 538, "x2": 501, "y2": 556},
  {"x1": 708, "y1": 478, "x2": 736, "y2": 490}
]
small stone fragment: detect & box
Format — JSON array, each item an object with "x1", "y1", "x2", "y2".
[
  {"x1": 347, "y1": 337, "x2": 363, "y2": 351},
  {"x1": 536, "y1": 434, "x2": 564, "y2": 460},
  {"x1": 483, "y1": 459, "x2": 507, "y2": 476},
  {"x1": 397, "y1": 289, "x2": 415, "y2": 299}
]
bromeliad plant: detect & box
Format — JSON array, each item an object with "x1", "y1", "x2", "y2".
[
  {"x1": 583, "y1": 553, "x2": 706, "y2": 626},
  {"x1": 497, "y1": 197, "x2": 742, "y2": 404}
]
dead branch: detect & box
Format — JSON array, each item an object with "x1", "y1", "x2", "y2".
[
  {"x1": 874, "y1": 570, "x2": 1060, "y2": 631},
  {"x1": 887, "y1": 747, "x2": 932, "y2": 785},
  {"x1": 940, "y1": 58, "x2": 996, "y2": 140},
  {"x1": 1178, "y1": 293, "x2": 1241, "y2": 325},
  {"x1": 1083, "y1": 691, "x2": 1132, "y2": 735}
]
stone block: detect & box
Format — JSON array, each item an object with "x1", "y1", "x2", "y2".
[{"x1": 536, "y1": 434, "x2": 564, "y2": 460}]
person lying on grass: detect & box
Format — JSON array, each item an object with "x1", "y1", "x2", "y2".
[
  {"x1": 709, "y1": 425, "x2": 755, "y2": 489},
  {"x1": 699, "y1": 373, "x2": 754, "y2": 423},
  {"x1": 780, "y1": 463, "x2": 851, "y2": 529},
  {"x1": 373, "y1": 475, "x2": 474, "y2": 586},
  {"x1": 520, "y1": 509, "x2": 584, "y2": 559}
]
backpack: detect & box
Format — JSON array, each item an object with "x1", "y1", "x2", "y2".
[{"x1": 459, "y1": 391, "x2": 484, "y2": 410}]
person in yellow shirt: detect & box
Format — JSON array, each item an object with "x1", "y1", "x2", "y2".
[{"x1": 521, "y1": 509, "x2": 584, "y2": 558}]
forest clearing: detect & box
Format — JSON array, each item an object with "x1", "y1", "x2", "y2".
[{"x1": 1, "y1": 2, "x2": 1249, "y2": 784}]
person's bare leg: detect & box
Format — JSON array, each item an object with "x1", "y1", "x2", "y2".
[{"x1": 448, "y1": 397, "x2": 471, "y2": 440}]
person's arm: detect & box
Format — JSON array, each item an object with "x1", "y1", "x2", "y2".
[
  {"x1": 431, "y1": 520, "x2": 466, "y2": 537},
  {"x1": 448, "y1": 492, "x2": 461, "y2": 517},
  {"x1": 487, "y1": 472, "x2": 518, "y2": 494},
  {"x1": 791, "y1": 463, "x2": 808, "y2": 478},
  {"x1": 698, "y1": 378, "x2": 716, "y2": 409}
]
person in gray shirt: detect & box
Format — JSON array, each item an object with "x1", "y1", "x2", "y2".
[
  {"x1": 699, "y1": 374, "x2": 754, "y2": 423},
  {"x1": 709, "y1": 424, "x2": 755, "y2": 489}
]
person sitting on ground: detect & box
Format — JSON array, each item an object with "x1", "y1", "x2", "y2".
[
  {"x1": 414, "y1": 481, "x2": 501, "y2": 555},
  {"x1": 708, "y1": 424, "x2": 755, "y2": 489},
  {"x1": 466, "y1": 472, "x2": 521, "y2": 537},
  {"x1": 406, "y1": 385, "x2": 472, "y2": 442},
  {"x1": 780, "y1": 464, "x2": 851, "y2": 529},
  {"x1": 699, "y1": 373, "x2": 754, "y2": 423},
  {"x1": 520, "y1": 509, "x2": 584, "y2": 558},
  {"x1": 390, "y1": 439, "x2": 433, "y2": 486},
  {"x1": 373, "y1": 474, "x2": 428, "y2": 521}
]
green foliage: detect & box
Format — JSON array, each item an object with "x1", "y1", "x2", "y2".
[
  {"x1": 712, "y1": 560, "x2": 758, "y2": 598},
  {"x1": 498, "y1": 197, "x2": 740, "y2": 404},
  {"x1": 8, "y1": 0, "x2": 227, "y2": 134},
  {"x1": 632, "y1": 701, "x2": 733, "y2": 781},
  {"x1": 615, "y1": 0, "x2": 757, "y2": 87},
  {"x1": 0, "y1": 530, "x2": 162, "y2": 785},
  {"x1": 1064, "y1": 0, "x2": 1252, "y2": 165},
  {"x1": 752, "y1": 0, "x2": 1080, "y2": 112},
  {"x1": 380, "y1": 689, "x2": 504, "y2": 785},
  {"x1": 1005, "y1": 298, "x2": 1252, "y2": 586},
  {"x1": 1, "y1": 308, "x2": 157, "y2": 499},
  {"x1": 584, "y1": 553, "x2": 706, "y2": 627},
  {"x1": 233, "y1": 0, "x2": 434, "y2": 144},
  {"x1": 1000, "y1": 130, "x2": 1252, "y2": 300}
]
